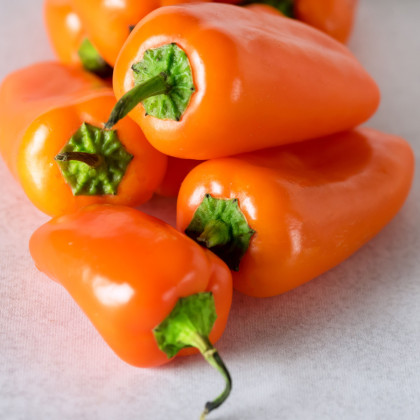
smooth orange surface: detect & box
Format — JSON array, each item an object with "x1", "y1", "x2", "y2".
[
  {"x1": 113, "y1": 3, "x2": 380, "y2": 159},
  {"x1": 30, "y1": 205, "x2": 232, "y2": 367},
  {"x1": 245, "y1": 3, "x2": 285, "y2": 16},
  {"x1": 296, "y1": 0, "x2": 358, "y2": 43},
  {"x1": 156, "y1": 157, "x2": 202, "y2": 197},
  {"x1": 44, "y1": 0, "x2": 85, "y2": 64},
  {"x1": 72, "y1": 0, "x2": 207, "y2": 67},
  {"x1": 0, "y1": 62, "x2": 167, "y2": 216},
  {"x1": 46, "y1": 0, "x2": 356, "y2": 71},
  {"x1": 0, "y1": 62, "x2": 107, "y2": 177},
  {"x1": 71, "y1": 0, "x2": 158, "y2": 67},
  {"x1": 177, "y1": 128, "x2": 414, "y2": 297}
]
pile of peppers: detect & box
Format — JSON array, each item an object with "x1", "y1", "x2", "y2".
[{"x1": 0, "y1": 0, "x2": 414, "y2": 418}]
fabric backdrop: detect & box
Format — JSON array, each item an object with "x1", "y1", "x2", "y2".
[{"x1": 0, "y1": 1, "x2": 419, "y2": 419}]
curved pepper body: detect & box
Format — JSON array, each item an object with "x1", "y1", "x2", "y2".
[
  {"x1": 46, "y1": 0, "x2": 355, "y2": 70},
  {"x1": 44, "y1": 0, "x2": 85, "y2": 65},
  {"x1": 71, "y1": 0, "x2": 158, "y2": 67},
  {"x1": 177, "y1": 128, "x2": 414, "y2": 297},
  {"x1": 30, "y1": 205, "x2": 232, "y2": 367},
  {"x1": 0, "y1": 62, "x2": 107, "y2": 177},
  {"x1": 295, "y1": 0, "x2": 358, "y2": 43},
  {"x1": 71, "y1": 0, "x2": 208, "y2": 67},
  {"x1": 113, "y1": 3, "x2": 380, "y2": 159},
  {"x1": 0, "y1": 62, "x2": 167, "y2": 216},
  {"x1": 245, "y1": 3, "x2": 285, "y2": 16},
  {"x1": 156, "y1": 157, "x2": 203, "y2": 197}
]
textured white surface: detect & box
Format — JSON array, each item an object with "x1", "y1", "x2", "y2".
[{"x1": 0, "y1": 1, "x2": 419, "y2": 419}]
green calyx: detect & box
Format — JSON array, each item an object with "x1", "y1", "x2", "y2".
[
  {"x1": 243, "y1": 0, "x2": 295, "y2": 17},
  {"x1": 154, "y1": 292, "x2": 216, "y2": 358},
  {"x1": 154, "y1": 292, "x2": 232, "y2": 419},
  {"x1": 185, "y1": 194, "x2": 255, "y2": 271},
  {"x1": 105, "y1": 43, "x2": 194, "y2": 128},
  {"x1": 55, "y1": 122, "x2": 133, "y2": 196},
  {"x1": 132, "y1": 43, "x2": 195, "y2": 121},
  {"x1": 78, "y1": 38, "x2": 113, "y2": 79}
]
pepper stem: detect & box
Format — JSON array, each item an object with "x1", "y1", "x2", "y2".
[
  {"x1": 105, "y1": 73, "x2": 171, "y2": 129},
  {"x1": 195, "y1": 336, "x2": 232, "y2": 419},
  {"x1": 55, "y1": 122, "x2": 133, "y2": 196},
  {"x1": 78, "y1": 38, "x2": 113, "y2": 79},
  {"x1": 197, "y1": 220, "x2": 231, "y2": 249},
  {"x1": 153, "y1": 292, "x2": 232, "y2": 418},
  {"x1": 55, "y1": 151, "x2": 103, "y2": 168},
  {"x1": 106, "y1": 43, "x2": 195, "y2": 126},
  {"x1": 186, "y1": 195, "x2": 255, "y2": 271}
]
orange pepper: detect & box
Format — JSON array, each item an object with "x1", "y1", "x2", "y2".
[
  {"x1": 156, "y1": 157, "x2": 203, "y2": 197},
  {"x1": 0, "y1": 62, "x2": 167, "y2": 216},
  {"x1": 44, "y1": 0, "x2": 112, "y2": 77},
  {"x1": 30, "y1": 204, "x2": 233, "y2": 417},
  {"x1": 177, "y1": 128, "x2": 414, "y2": 297},
  {"x1": 295, "y1": 0, "x2": 358, "y2": 43},
  {"x1": 48, "y1": 0, "x2": 355, "y2": 73},
  {"x1": 244, "y1": 0, "x2": 357, "y2": 43},
  {"x1": 110, "y1": 3, "x2": 379, "y2": 159},
  {"x1": 245, "y1": 3, "x2": 285, "y2": 16},
  {"x1": 44, "y1": 0, "x2": 85, "y2": 65},
  {"x1": 72, "y1": 0, "x2": 207, "y2": 67}
]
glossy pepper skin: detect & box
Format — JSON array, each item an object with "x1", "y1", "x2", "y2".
[
  {"x1": 44, "y1": 0, "x2": 113, "y2": 78},
  {"x1": 44, "y1": 0, "x2": 85, "y2": 65},
  {"x1": 29, "y1": 205, "x2": 232, "y2": 367},
  {"x1": 295, "y1": 0, "x2": 358, "y2": 43},
  {"x1": 177, "y1": 128, "x2": 414, "y2": 298},
  {"x1": 156, "y1": 157, "x2": 202, "y2": 197},
  {"x1": 113, "y1": 3, "x2": 379, "y2": 159},
  {"x1": 0, "y1": 62, "x2": 167, "y2": 217},
  {"x1": 246, "y1": 0, "x2": 357, "y2": 43},
  {"x1": 72, "y1": 0, "x2": 208, "y2": 67}
]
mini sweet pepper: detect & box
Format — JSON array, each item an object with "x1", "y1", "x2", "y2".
[
  {"x1": 0, "y1": 62, "x2": 167, "y2": 216},
  {"x1": 246, "y1": 0, "x2": 358, "y2": 42},
  {"x1": 72, "y1": 0, "x2": 211, "y2": 67},
  {"x1": 30, "y1": 204, "x2": 233, "y2": 418},
  {"x1": 109, "y1": 3, "x2": 379, "y2": 159},
  {"x1": 177, "y1": 128, "x2": 414, "y2": 297},
  {"x1": 44, "y1": 0, "x2": 112, "y2": 77}
]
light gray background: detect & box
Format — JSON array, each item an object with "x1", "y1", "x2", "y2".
[{"x1": 0, "y1": 1, "x2": 419, "y2": 419}]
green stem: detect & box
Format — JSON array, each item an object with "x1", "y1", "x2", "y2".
[
  {"x1": 197, "y1": 220, "x2": 231, "y2": 249},
  {"x1": 153, "y1": 292, "x2": 232, "y2": 418},
  {"x1": 194, "y1": 335, "x2": 232, "y2": 419},
  {"x1": 78, "y1": 38, "x2": 113, "y2": 79},
  {"x1": 185, "y1": 195, "x2": 255, "y2": 271},
  {"x1": 105, "y1": 73, "x2": 171, "y2": 129},
  {"x1": 55, "y1": 151, "x2": 103, "y2": 168}
]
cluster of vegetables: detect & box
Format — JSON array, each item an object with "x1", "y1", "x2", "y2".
[{"x1": 0, "y1": 0, "x2": 415, "y2": 418}]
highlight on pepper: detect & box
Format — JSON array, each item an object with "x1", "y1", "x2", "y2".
[{"x1": 29, "y1": 205, "x2": 233, "y2": 418}]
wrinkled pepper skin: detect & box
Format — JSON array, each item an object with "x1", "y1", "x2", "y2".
[
  {"x1": 0, "y1": 62, "x2": 167, "y2": 216},
  {"x1": 295, "y1": 0, "x2": 358, "y2": 43},
  {"x1": 30, "y1": 205, "x2": 232, "y2": 367},
  {"x1": 44, "y1": 0, "x2": 85, "y2": 65},
  {"x1": 113, "y1": 3, "x2": 380, "y2": 159},
  {"x1": 156, "y1": 157, "x2": 202, "y2": 197},
  {"x1": 177, "y1": 128, "x2": 414, "y2": 297}
]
